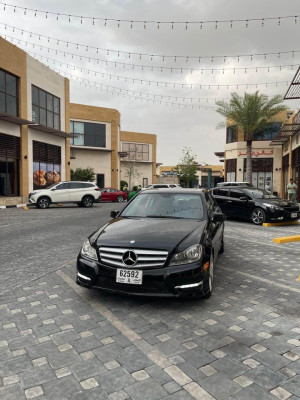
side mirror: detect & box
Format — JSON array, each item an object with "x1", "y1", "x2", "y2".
[
  {"x1": 239, "y1": 196, "x2": 248, "y2": 202},
  {"x1": 110, "y1": 210, "x2": 119, "y2": 219},
  {"x1": 51, "y1": 188, "x2": 57, "y2": 191},
  {"x1": 212, "y1": 212, "x2": 226, "y2": 222}
]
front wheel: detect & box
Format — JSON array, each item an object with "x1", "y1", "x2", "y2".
[
  {"x1": 116, "y1": 195, "x2": 124, "y2": 203},
  {"x1": 251, "y1": 208, "x2": 265, "y2": 225},
  {"x1": 82, "y1": 196, "x2": 94, "y2": 208},
  {"x1": 37, "y1": 197, "x2": 50, "y2": 209}
]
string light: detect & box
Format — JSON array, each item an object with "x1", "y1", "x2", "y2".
[
  {"x1": 0, "y1": 2, "x2": 298, "y2": 30},
  {"x1": 26, "y1": 49, "x2": 290, "y2": 91},
  {"x1": 1, "y1": 22, "x2": 299, "y2": 64},
  {"x1": 2, "y1": 32, "x2": 298, "y2": 76}
]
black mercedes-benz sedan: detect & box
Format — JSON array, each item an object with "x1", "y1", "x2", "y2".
[
  {"x1": 211, "y1": 186, "x2": 300, "y2": 225},
  {"x1": 76, "y1": 189, "x2": 225, "y2": 298}
]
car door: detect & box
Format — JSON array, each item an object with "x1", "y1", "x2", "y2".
[
  {"x1": 211, "y1": 188, "x2": 230, "y2": 215},
  {"x1": 50, "y1": 182, "x2": 69, "y2": 202},
  {"x1": 227, "y1": 189, "x2": 252, "y2": 220},
  {"x1": 66, "y1": 182, "x2": 85, "y2": 202}
]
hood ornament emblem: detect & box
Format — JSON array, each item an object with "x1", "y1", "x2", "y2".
[{"x1": 122, "y1": 250, "x2": 138, "y2": 266}]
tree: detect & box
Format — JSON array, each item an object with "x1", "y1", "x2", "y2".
[
  {"x1": 216, "y1": 91, "x2": 287, "y2": 183},
  {"x1": 71, "y1": 167, "x2": 95, "y2": 182},
  {"x1": 122, "y1": 145, "x2": 141, "y2": 190},
  {"x1": 175, "y1": 147, "x2": 198, "y2": 188}
]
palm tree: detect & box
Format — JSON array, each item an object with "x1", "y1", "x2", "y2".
[{"x1": 216, "y1": 91, "x2": 287, "y2": 183}]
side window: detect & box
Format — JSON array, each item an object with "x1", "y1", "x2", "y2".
[
  {"x1": 55, "y1": 183, "x2": 68, "y2": 190},
  {"x1": 229, "y1": 190, "x2": 244, "y2": 199},
  {"x1": 81, "y1": 183, "x2": 94, "y2": 188},
  {"x1": 65, "y1": 182, "x2": 83, "y2": 189},
  {"x1": 213, "y1": 189, "x2": 229, "y2": 197}
]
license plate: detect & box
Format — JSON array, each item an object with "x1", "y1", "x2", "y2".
[
  {"x1": 291, "y1": 212, "x2": 297, "y2": 218},
  {"x1": 116, "y1": 269, "x2": 143, "y2": 285}
]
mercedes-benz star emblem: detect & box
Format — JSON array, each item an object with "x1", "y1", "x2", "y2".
[{"x1": 122, "y1": 250, "x2": 137, "y2": 266}]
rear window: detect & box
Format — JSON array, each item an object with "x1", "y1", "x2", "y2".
[{"x1": 81, "y1": 183, "x2": 95, "y2": 188}]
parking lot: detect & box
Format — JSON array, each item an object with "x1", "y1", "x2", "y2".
[{"x1": 0, "y1": 204, "x2": 299, "y2": 400}]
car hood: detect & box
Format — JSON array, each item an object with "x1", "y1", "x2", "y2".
[
  {"x1": 255, "y1": 198, "x2": 297, "y2": 208},
  {"x1": 92, "y1": 217, "x2": 208, "y2": 252}
]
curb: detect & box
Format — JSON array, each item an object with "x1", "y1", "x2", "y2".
[
  {"x1": 273, "y1": 235, "x2": 300, "y2": 244},
  {"x1": 263, "y1": 220, "x2": 299, "y2": 227},
  {"x1": 0, "y1": 203, "x2": 30, "y2": 210}
]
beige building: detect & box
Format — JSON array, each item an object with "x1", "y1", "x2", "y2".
[
  {"x1": 0, "y1": 37, "x2": 157, "y2": 204},
  {"x1": 220, "y1": 110, "x2": 294, "y2": 196},
  {"x1": 0, "y1": 36, "x2": 71, "y2": 206}
]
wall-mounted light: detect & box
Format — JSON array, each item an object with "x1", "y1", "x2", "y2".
[
  {"x1": 239, "y1": 168, "x2": 242, "y2": 171},
  {"x1": 67, "y1": 161, "x2": 70, "y2": 165},
  {"x1": 24, "y1": 155, "x2": 28, "y2": 159},
  {"x1": 112, "y1": 169, "x2": 114, "y2": 171}
]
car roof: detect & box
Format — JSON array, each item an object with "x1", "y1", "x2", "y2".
[
  {"x1": 213, "y1": 186, "x2": 250, "y2": 189},
  {"x1": 140, "y1": 188, "x2": 205, "y2": 194}
]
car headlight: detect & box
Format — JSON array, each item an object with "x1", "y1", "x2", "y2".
[
  {"x1": 81, "y1": 239, "x2": 98, "y2": 260},
  {"x1": 264, "y1": 203, "x2": 283, "y2": 211},
  {"x1": 170, "y1": 244, "x2": 202, "y2": 266}
]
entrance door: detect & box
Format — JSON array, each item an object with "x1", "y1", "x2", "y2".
[
  {"x1": 0, "y1": 159, "x2": 19, "y2": 196},
  {"x1": 143, "y1": 178, "x2": 148, "y2": 188},
  {"x1": 97, "y1": 174, "x2": 104, "y2": 189}
]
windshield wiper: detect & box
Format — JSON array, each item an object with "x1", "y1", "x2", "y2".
[{"x1": 146, "y1": 215, "x2": 185, "y2": 219}]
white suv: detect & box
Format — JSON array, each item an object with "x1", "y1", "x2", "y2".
[{"x1": 29, "y1": 181, "x2": 101, "y2": 209}]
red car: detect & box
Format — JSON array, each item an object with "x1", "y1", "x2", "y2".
[{"x1": 100, "y1": 187, "x2": 128, "y2": 202}]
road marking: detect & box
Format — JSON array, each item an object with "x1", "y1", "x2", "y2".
[
  {"x1": 57, "y1": 269, "x2": 214, "y2": 400},
  {"x1": 273, "y1": 235, "x2": 300, "y2": 244},
  {"x1": 222, "y1": 267, "x2": 300, "y2": 294}
]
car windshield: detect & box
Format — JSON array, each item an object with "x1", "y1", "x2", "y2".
[
  {"x1": 244, "y1": 188, "x2": 278, "y2": 199},
  {"x1": 121, "y1": 192, "x2": 205, "y2": 220}
]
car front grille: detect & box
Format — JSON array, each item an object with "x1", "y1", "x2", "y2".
[{"x1": 99, "y1": 247, "x2": 169, "y2": 269}]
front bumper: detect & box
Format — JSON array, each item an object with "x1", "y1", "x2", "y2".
[
  {"x1": 267, "y1": 209, "x2": 300, "y2": 222},
  {"x1": 76, "y1": 255, "x2": 209, "y2": 297}
]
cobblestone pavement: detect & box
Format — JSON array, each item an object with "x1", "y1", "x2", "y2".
[{"x1": 0, "y1": 206, "x2": 299, "y2": 400}]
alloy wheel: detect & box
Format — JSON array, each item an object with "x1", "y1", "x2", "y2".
[
  {"x1": 83, "y1": 197, "x2": 93, "y2": 207},
  {"x1": 251, "y1": 208, "x2": 265, "y2": 225},
  {"x1": 38, "y1": 198, "x2": 49, "y2": 209},
  {"x1": 116, "y1": 196, "x2": 124, "y2": 203}
]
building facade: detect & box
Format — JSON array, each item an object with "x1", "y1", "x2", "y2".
[
  {"x1": 222, "y1": 111, "x2": 293, "y2": 196},
  {"x1": 1, "y1": 37, "x2": 157, "y2": 203},
  {"x1": 120, "y1": 131, "x2": 157, "y2": 189},
  {"x1": 0, "y1": 37, "x2": 71, "y2": 206}
]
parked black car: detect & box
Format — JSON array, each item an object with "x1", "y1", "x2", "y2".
[
  {"x1": 211, "y1": 186, "x2": 300, "y2": 225},
  {"x1": 77, "y1": 189, "x2": 225, "y2": 298}
]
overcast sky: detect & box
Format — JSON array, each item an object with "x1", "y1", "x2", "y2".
[{"x1": 1, "y1": 0, "x2": 299, "y2": 165}]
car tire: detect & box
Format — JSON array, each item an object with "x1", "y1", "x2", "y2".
[
  {"x1": 116, "y1": 195, "x2": 124, "y2": 203},
  {"x1": 219, "y1": 234, "x2": 224, "y2": 254},
  {"x1": 203, "y1": 253, "x2": 214, "y2": 298},
  {"x1": 251, "y1": 208, "x2": 266, "y2": 225},
  {"x1": 37, "y1": 197, "x2": 50, "y2": 209},
  {"x1": 82, "y1": 196, "x2": 94, "y2": 208}
]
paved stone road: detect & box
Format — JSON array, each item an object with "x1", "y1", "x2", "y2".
[{"x1": 0, "y1": 206, "x2": 299, "y2": 399}]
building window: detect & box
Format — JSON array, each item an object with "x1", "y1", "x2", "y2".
[
  {"x1": 32, "y1": 141, "x2": 61, "y2": 189},
  {"x1": 243, "y1": 158, "x2": 273, "y2": 189},
  {"x1": 252, "y1": 122, "x2": 281, "y2": 141},
  {"x1": 70, "y1": 121, "x2": 106, "y2": 147},
  {"x1": 122, "y1": 143, "x2": 149, "y2": 161},
  {"x1": 0, "y1": 69, "x2": 18, "y2": 116},
  {"x1": 32, "y1": 85, "x2": 60, "y2": 129},
  {"x1": 226, "y1": 126, "x2": 237, "y2": 144},
  {"x1": 225, "y1": 159, "x2": 236, "y2": 182}
]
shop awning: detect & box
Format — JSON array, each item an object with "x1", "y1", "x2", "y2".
[
  {"x1": 0, "y1": 111, "x2": 31, "y2": 125},
  {"x1": 284, "y1": 66, "x2": 300, "y2": 99},
  {"x1": 29, "y1": 124, "x2": 76, "y2": 138}
]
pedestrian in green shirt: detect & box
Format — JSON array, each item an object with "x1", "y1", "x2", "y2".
[{"x1": 287, "y1": 178, "x2": 298, "y2": 204}]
